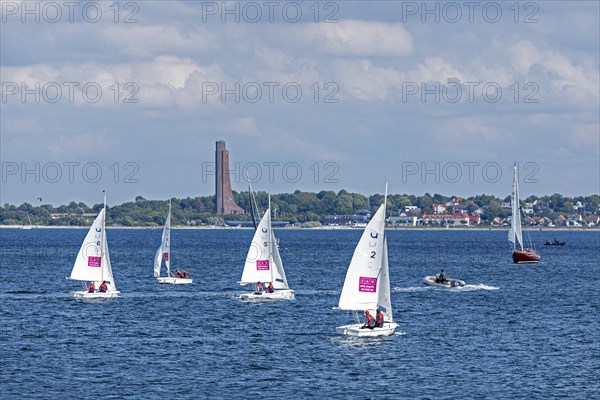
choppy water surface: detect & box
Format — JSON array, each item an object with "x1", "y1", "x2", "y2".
[{"x1": 1, "y1": 228, "x2": 598, "y2": 399}]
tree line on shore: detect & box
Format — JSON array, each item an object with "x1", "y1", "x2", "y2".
[{"x1": 1, "y1": 191, "x2": 598, "y2": 227}]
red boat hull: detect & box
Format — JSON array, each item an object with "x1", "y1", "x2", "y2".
[{"x1": 512, "y1": 250, "x2": 540, "y2": 264}]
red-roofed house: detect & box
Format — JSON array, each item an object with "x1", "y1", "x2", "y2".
[
  {"x1": 468, "y1": 214, "x2": 481, "y2": 225},
  {"x1": 555, "y1": 215, "x2": 567, "y2": 226},
  {"x1": 421, "y1": 212, "x2": 469, "y2": 226}
]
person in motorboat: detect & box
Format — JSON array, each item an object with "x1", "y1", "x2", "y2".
[
  {"x1": 98, "y1": 281, "x2": 108, "y2": 293},
  {"x1": 255, "y1": 282, "x2": 263, "y2": 294},
  {"x1": 435, "y1": 269, "x2": 447, "y2": 284},
  {"x1": 87, "y1": 282, "x2": 95, "y2": 293},
  {"x1": 361, "y1": 310, "x2": 375, "y2": 329},
  {"x1": 375, "y1": 309, "x2": 384, "y2": 328},
  {"x1": 266, "y1": 282, "x2": 274, "y2": 293}
]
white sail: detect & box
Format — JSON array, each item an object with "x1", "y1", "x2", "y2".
[
  {"x1": 338, "y1": 203, "x2": 387, "y2": 311},
  {"x1": 241, "y1": 208, "x2": 276, "y2": 285},
  {"x1": 377, "y1": 237, "x2": 393, "y2": 321},
  {"x1": 70, "y1": 208, "x2": 106, "y2": 283},
  {"x1": 270, "y1": 228, "x2": 289, "y2": 289},
  {"x1": 154, "y1": 201, "x2": 171, "y2": 278},
  {"x1": 101, "y1": 229, "x2": 116, "y2": 291},
  {"x1": 508, "y1": 164, "x2": 523, "y2": 251}
]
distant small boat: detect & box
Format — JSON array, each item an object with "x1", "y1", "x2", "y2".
[
  {"x1": 154, "y1": 198, "x2": 192, "y2": 284},
  {"x1": 20, "y1": 212, "x2": 33, "y2": 229},
  {"x1": 544, "y1": 239, "x2": 566, "y2": 246},
  {"x1": 423, "y1": 275, "x2": 465, "y2": 288},
  {"x1": 508, "y1": 164, "x2": 540, "y2": 264}
]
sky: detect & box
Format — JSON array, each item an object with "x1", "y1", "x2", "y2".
[{"x1": 1, "y1": 0, "x2": 599, "y2": 206}]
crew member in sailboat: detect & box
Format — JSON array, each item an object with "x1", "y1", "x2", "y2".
[
  {"x1": 255, "y1": 282, "x2": 263, "y2": 294},
  {"x1": 375, "y1": 309, "x2": 384, "y2": 328},
  {"x1": 99, "y1": 281, "x2": 108, "y2": 293},
  {"x1": 267, "y1": 282, "x2": 274, "y2": 293},
  {"x1": 87, "y1": 282, "x2": 95, "y2": 293},
  {"x1": 361, "y1": 310, "x2": 375, "y2": 329}
]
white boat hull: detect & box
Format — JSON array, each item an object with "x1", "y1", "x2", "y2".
[
  {"x1": 157, "y1": 277, "x2": 193, "y2": 285},
  {"x1": 336, "y1": 322, "x2": 398, "y2": 337},
  {"x1": 239, "y1": 289, "x2": 295, "y2": 301},
  {"x1": 423, "y1": 276, "x2": 465, "y2": 288},
  {"x1": 73, "y1": 290, "x2": 120, "y2": 299}
]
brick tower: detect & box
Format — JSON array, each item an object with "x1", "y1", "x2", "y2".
[{"x1": 215, "y1": 141, "x2": 244, "y2": 214}]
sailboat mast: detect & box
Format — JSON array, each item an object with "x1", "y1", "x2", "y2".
[
  {"x1": 247, "y1": 173, "x2": 257, "y2": 230},
  {"x1": 513, "y1": 163, "x2": 523, "y2": 251},
  {"x1": 101, "y1": 190, "x2": 106, "y2": 282},
  {"x1": 167, "y1": 197, "x2": 172, "y2": 276},
  {"x1": 268, "y1": 194, "x2": 274, "y2": 283},
  {"x1": 384, "y1": 182, "x2": 388, "y2": 210}
]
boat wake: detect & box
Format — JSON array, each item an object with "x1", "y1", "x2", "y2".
[
  {"x1": 392, "y1": 286, "x2": 429, "y2": 293},
  {"x1": 454, "y1": 284, "x2": 499, "y2": 291},
  {"x1": 295, "y1": 289, "x2": 339, "y2": 296},
  {"x1": 1, "y1": 292, "x2": 70, "y2": 299},
  {"x1": 393, "y1": 284, "x2": 499, "y2": 292},
  {"x1": 122, "y1": 291, "x2": 233, "y2": 300}
]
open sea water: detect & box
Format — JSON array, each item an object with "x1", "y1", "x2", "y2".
[{"x1": 1, "y1": 228, "x2": 598, "y2": 399}]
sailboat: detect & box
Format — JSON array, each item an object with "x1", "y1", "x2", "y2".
[
  {"x1": 154, "y1": 198, "x2": 192, "y2": 284},
  {"x1": 239, "y1": 194, "x2": 294, "y2": 300},
  {"x1": 69, "y1": 191, "x2": 120, "y2": 298},
  {"x1": 336, "y1": 184, "x2": 398, "y2": 337},
  {"x1": 20, "y1": 212, "x2": 33, "y2": 229},
  {"x1": 509, "y1": 163, "x2": 540, "y2": 264}
]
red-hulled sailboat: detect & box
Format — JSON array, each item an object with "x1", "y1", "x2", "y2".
[{"x1": 509, "y1": 163, "x2": 540, "y2": 264}]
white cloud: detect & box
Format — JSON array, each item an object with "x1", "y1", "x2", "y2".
[
  {"x1": 2, "y1": 56, "x2": 228, "y2": 107},
  {"x1": 508, "y1": 40, "x2": 599, "y2": 103},
  {"x1": 332, "y1": 59, "x2": 404, "y2": 101},
  {"x1": 101, "y1": 25, "x2": 217, "y2": 58},
  {"x1": 407, "y1": 57, "x2": 465, "y2": 83},
  {"x1": 280, "y1": 20, "x2": 413, "y2": 57}
]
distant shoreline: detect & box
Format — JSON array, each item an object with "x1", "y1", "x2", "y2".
[{"x1": 1, "y1": 225, "x2": 598, "y2": 232}]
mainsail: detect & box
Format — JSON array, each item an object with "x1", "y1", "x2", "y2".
[
  {"x1": 338, "y1": 202, "x2": 387, "y2": 312},
  {"x1": 70, "y1": 208, "x2": 106, "y2": 283},
  {"x1": 508, "y1": 163, "x2": 523, "y2": 251},
  {"x1": 154, "y1": 199, "x2": 171, "y2": 278}
]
